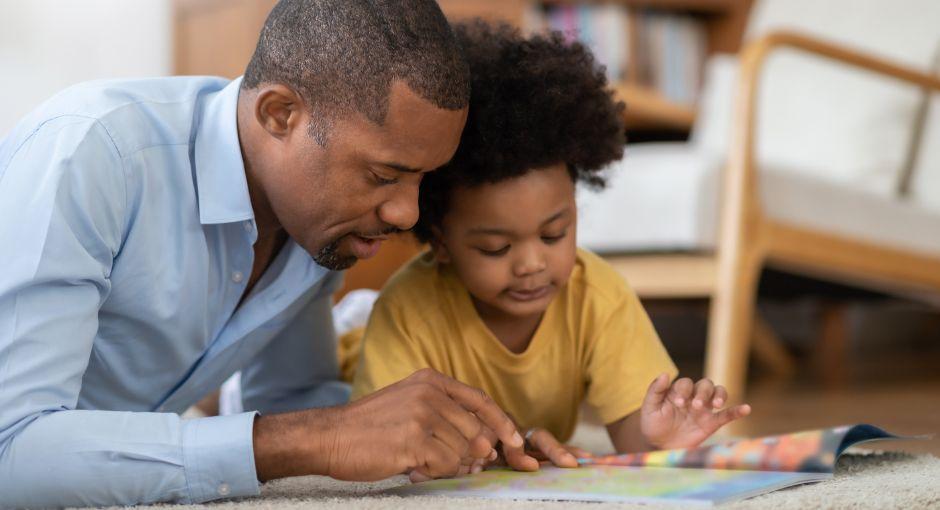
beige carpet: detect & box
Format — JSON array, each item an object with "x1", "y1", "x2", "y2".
[{"x1": 158, "y1": 424, "x2": 940, "y2": 510}]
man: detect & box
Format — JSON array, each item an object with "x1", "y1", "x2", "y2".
[{"x1": 0, "y1": 1, "x2": 533, "y2": 506}]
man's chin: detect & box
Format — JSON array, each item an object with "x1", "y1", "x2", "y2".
[{"x1": 312, "y1": 237, "x2": 358, "y2": 271}]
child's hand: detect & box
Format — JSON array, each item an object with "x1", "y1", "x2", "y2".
[{"x1": 640, "y1": 373, "x2": 751, "y2": 451}]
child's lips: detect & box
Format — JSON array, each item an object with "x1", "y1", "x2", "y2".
[{"x1": 506, "y1": 285, "x2": 551, "y2": 302}]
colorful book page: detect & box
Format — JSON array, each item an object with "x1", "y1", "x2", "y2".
[
  {"x1": 390, "y1": 465, "x2": 828, "y2": 506},
  {"x1": 580, "y1": 424, "x2": 897, "y2": 473}
]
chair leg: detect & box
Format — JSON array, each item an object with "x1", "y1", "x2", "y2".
[
  {"x1": 814, "y1": 302, "x2": 850, "y2": 388},
  {"x1": 705, "y1": 255, "x2": 763, "y2": 401},
  {"x1": 750, "y1": 313, "x2": 797, "y2": 378}
]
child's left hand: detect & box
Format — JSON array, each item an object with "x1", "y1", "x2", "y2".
[{"x1": 640, "y1": 373, "x2": 751, "y2": 451}]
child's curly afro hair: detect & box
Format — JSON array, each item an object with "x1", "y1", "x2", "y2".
[{"x1": 412, "y1": 20, "x2": 626, "y2": 244}]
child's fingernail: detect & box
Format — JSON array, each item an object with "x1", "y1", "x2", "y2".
[
  {"x1": 512, "y1": 431, "x2": 524, "y2": 447},
  {"x1": 489, "y1": 449, "x2": 498, "y2": 461},
  {"x1": 471, "y1": 464, "x2": 483, "y2": 474},
  {"x1": 714, "y1": 398, "x2": 724, "y2": 406},
  {"x1": 675, "y1": 398, "x2": 684, "y2": 406}
]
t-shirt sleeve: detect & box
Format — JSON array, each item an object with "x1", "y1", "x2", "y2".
[
  {"x1": 350, "y1": 293, "x2": 432, "y2": 400},
  {"x1": 584, "y1": 286, "x2": 678, "y2": 424}
]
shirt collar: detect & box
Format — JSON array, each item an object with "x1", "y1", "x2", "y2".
[{"x1": 193, "y1": 76, "x2": 254, "y2": 225}]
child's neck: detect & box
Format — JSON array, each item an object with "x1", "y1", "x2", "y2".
[{"x1": 471, "y1": 297, "x2": 544, "y2": 354}]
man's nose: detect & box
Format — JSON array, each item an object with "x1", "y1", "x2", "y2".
[{"x1": 377, "y1": 184, "x2": 420, "y2": 231}]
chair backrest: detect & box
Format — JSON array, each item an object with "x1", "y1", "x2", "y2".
[
  {"x1": 907, "y1": 47, "x2": 940, "y2": 212},
  {"x1": 692, "y1": 0, "x2": 940, "y2": 198}
]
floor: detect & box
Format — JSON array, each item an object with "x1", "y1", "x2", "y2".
[{"x1": 656, "y1": 302, "x2": 940, "y2": 456}]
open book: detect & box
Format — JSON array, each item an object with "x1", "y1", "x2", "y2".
[{"x1": 390, "y1": 424, "x2": 912, "y2": 506}]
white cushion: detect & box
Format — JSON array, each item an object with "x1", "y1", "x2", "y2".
[
  {"x1": 578, "y1": 144, "x2": 940, "y2": 257},
  {"x1": 577, "y1": 143, "x2": 720, "y2": 252}
]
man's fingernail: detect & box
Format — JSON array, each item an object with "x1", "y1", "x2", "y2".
[
  {"x1": 512, "y1": 431, "x2": 524, "y2": 446},
  {"x1": 714, "y1": 398, "x2": 724, "y2": 406}
]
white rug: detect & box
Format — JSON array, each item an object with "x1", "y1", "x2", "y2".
[{"x1": 149, "y1": 424, "x2": 940, "y2": 510}]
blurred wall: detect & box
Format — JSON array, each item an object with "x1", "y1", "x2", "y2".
[{"x1": 0, "y1": 0, "x2": 172, "y2": 136}]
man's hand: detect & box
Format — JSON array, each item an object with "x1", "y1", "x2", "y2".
[
  {"x1": 640, "y1": 373, "x2": 751, "y2": 450},
  {"x1": 252, "y1": 368, "x2": 532, "y2": 482}
]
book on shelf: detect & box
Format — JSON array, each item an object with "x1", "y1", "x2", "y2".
[{"x1": 526, "y1": 4, "x2": 708, "y2": 107}]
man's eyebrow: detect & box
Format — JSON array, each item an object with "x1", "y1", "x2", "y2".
[{"x1": 381, "y1": 161, "x2": 423, "y2": 173}]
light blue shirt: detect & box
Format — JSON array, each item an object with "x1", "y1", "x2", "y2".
[{"x1": 0, "y1": 76, "x2": 350, "y2": 507}]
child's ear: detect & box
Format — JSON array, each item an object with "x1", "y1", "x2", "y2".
[{"x1": 429, "y1": 226, "x2": 451, "y2": 264}]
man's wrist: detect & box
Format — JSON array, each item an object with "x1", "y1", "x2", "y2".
[{"x1": 252, "y1": 407, "x2": 340, "y2": 481}]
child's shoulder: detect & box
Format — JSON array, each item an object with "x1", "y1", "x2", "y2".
[
  {"x1": 379, "y1": 249, "x2": 439, "y2": 292},
  {"x1": 568, "y1": 247, "x2": 636, "y2": 308}
]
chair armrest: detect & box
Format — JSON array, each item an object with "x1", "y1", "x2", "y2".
[{"x1": 720, "y1": 30, "x2": 940, "y2": 248}]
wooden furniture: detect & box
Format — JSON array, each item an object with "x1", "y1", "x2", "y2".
[
  {"x1": 594, "y1": 30, "x2": 940, "y2": 400},
  {"x1": 705, "y1": 31, "x2": 940, "y2": 398}
]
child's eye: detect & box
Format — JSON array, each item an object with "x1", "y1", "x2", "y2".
[
  {"x1": 478, "y1": 245, "x2": 510, "y2": 257},
  {"x1": 542, "y1": 231, "x2": 566, "y2": 244}
]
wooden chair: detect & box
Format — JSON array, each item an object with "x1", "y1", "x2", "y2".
[{"x1": 591, "y1": 29, "x2": 940, "y2": 400}]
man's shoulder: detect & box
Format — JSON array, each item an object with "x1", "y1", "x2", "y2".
[{"x1": 9, "y1": 76, "x2": 230, "y2": 158}]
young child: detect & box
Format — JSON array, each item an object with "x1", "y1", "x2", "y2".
[{"x1": 350, "y1": 21, "x2": 750, "y2": 469}]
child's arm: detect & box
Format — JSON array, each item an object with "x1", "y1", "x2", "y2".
[{"x1": 607, "y1": 373, "x2": 751, "y2": 453}]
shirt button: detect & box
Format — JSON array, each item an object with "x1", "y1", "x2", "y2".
[
  {"x1": 231, "y1": 271, "x2": 244, "y2": 284},
  {"x1": 217, "y1": 483, "x2": 230, "y2": 496}
]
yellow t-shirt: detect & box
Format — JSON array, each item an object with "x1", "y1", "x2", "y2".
[{"x1": 350, "y1": 248, "x2": 678, "y2": 442}]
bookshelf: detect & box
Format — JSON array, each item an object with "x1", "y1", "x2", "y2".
[{"x1": 437, "y1": 0, "x2": 753, "y2": 132}]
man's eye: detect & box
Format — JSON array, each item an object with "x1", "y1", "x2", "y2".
[
  {"x1": 371, "y1": 171, "x2": 398, "y2": 185},
  {"x1": 542, "y1": 231, "x2": 566, "y2": 244},
  {"x1": 478, "y1": 246, "x2": 510, "y2": 257}
]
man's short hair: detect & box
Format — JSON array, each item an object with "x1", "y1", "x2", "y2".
[{"x1": 242, "y1": 0, "x2": 470, "y2": 144}]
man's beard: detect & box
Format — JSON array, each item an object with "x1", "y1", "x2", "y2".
[
  {"x1": 313, "y1": 236, "x2": 357, "y2": 271},
  {"x1": 313, "y1": 227, "x2": 400, "y2": 271}
]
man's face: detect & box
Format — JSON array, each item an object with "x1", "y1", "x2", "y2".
[
  {"x1": 435, "y1": 164, "x2": 578, "y2": 321},
  {"x1": 251, "y1": 81, "x2": 467, "y2": 270}
]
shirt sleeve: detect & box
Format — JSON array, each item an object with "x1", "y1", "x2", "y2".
[
  {"x1": 0, "y1": 118, "x2": 260, "y2": 507},
  {"x1": 584, "y1": 286, "x2": 679, "y2": 425},
  {"x1": 239, "y1": 271, "x2": 351, "y2": 414},
  {"x1": 350, "y1": 293, "x2": 431, "y2": 400}
]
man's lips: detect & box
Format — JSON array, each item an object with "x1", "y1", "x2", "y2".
[
  {"x1": 348, "y1": 234, "x2": 385, "y2": 259},
  {"x1": 505, "y1": 285, "x2": 552, "y2": 302}
]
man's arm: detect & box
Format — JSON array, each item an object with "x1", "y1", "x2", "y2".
[{"x1": 0, "y1": 119, "x2": 260, "y2": 507}]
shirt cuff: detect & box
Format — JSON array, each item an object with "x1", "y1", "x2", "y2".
[{"x1": 181, "y1": 412, "x2": 261, "y2": 503}]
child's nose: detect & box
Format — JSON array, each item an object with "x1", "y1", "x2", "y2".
[{"x1": 513, "y1": 245, "x2": 547, "y2": 276}]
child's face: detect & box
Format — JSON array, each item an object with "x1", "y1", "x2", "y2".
[{"x1": 434, "y1": 163, "x2": 578, "y2": 320}]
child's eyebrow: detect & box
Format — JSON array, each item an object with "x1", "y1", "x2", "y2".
[
  {"x1": 540, "y1": 209, "x2": 569, "y2": 226},
  {"x1": 467, "y1": 208, "x2": 571, "y2": 236}
]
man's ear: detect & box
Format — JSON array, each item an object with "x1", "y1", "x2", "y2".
[
  {"x1": 253, "y1": 84, "x2": 305, "y2": 141},
  {"x1": 429, "y1": 226, "x2": 451, "y2": 264}
]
